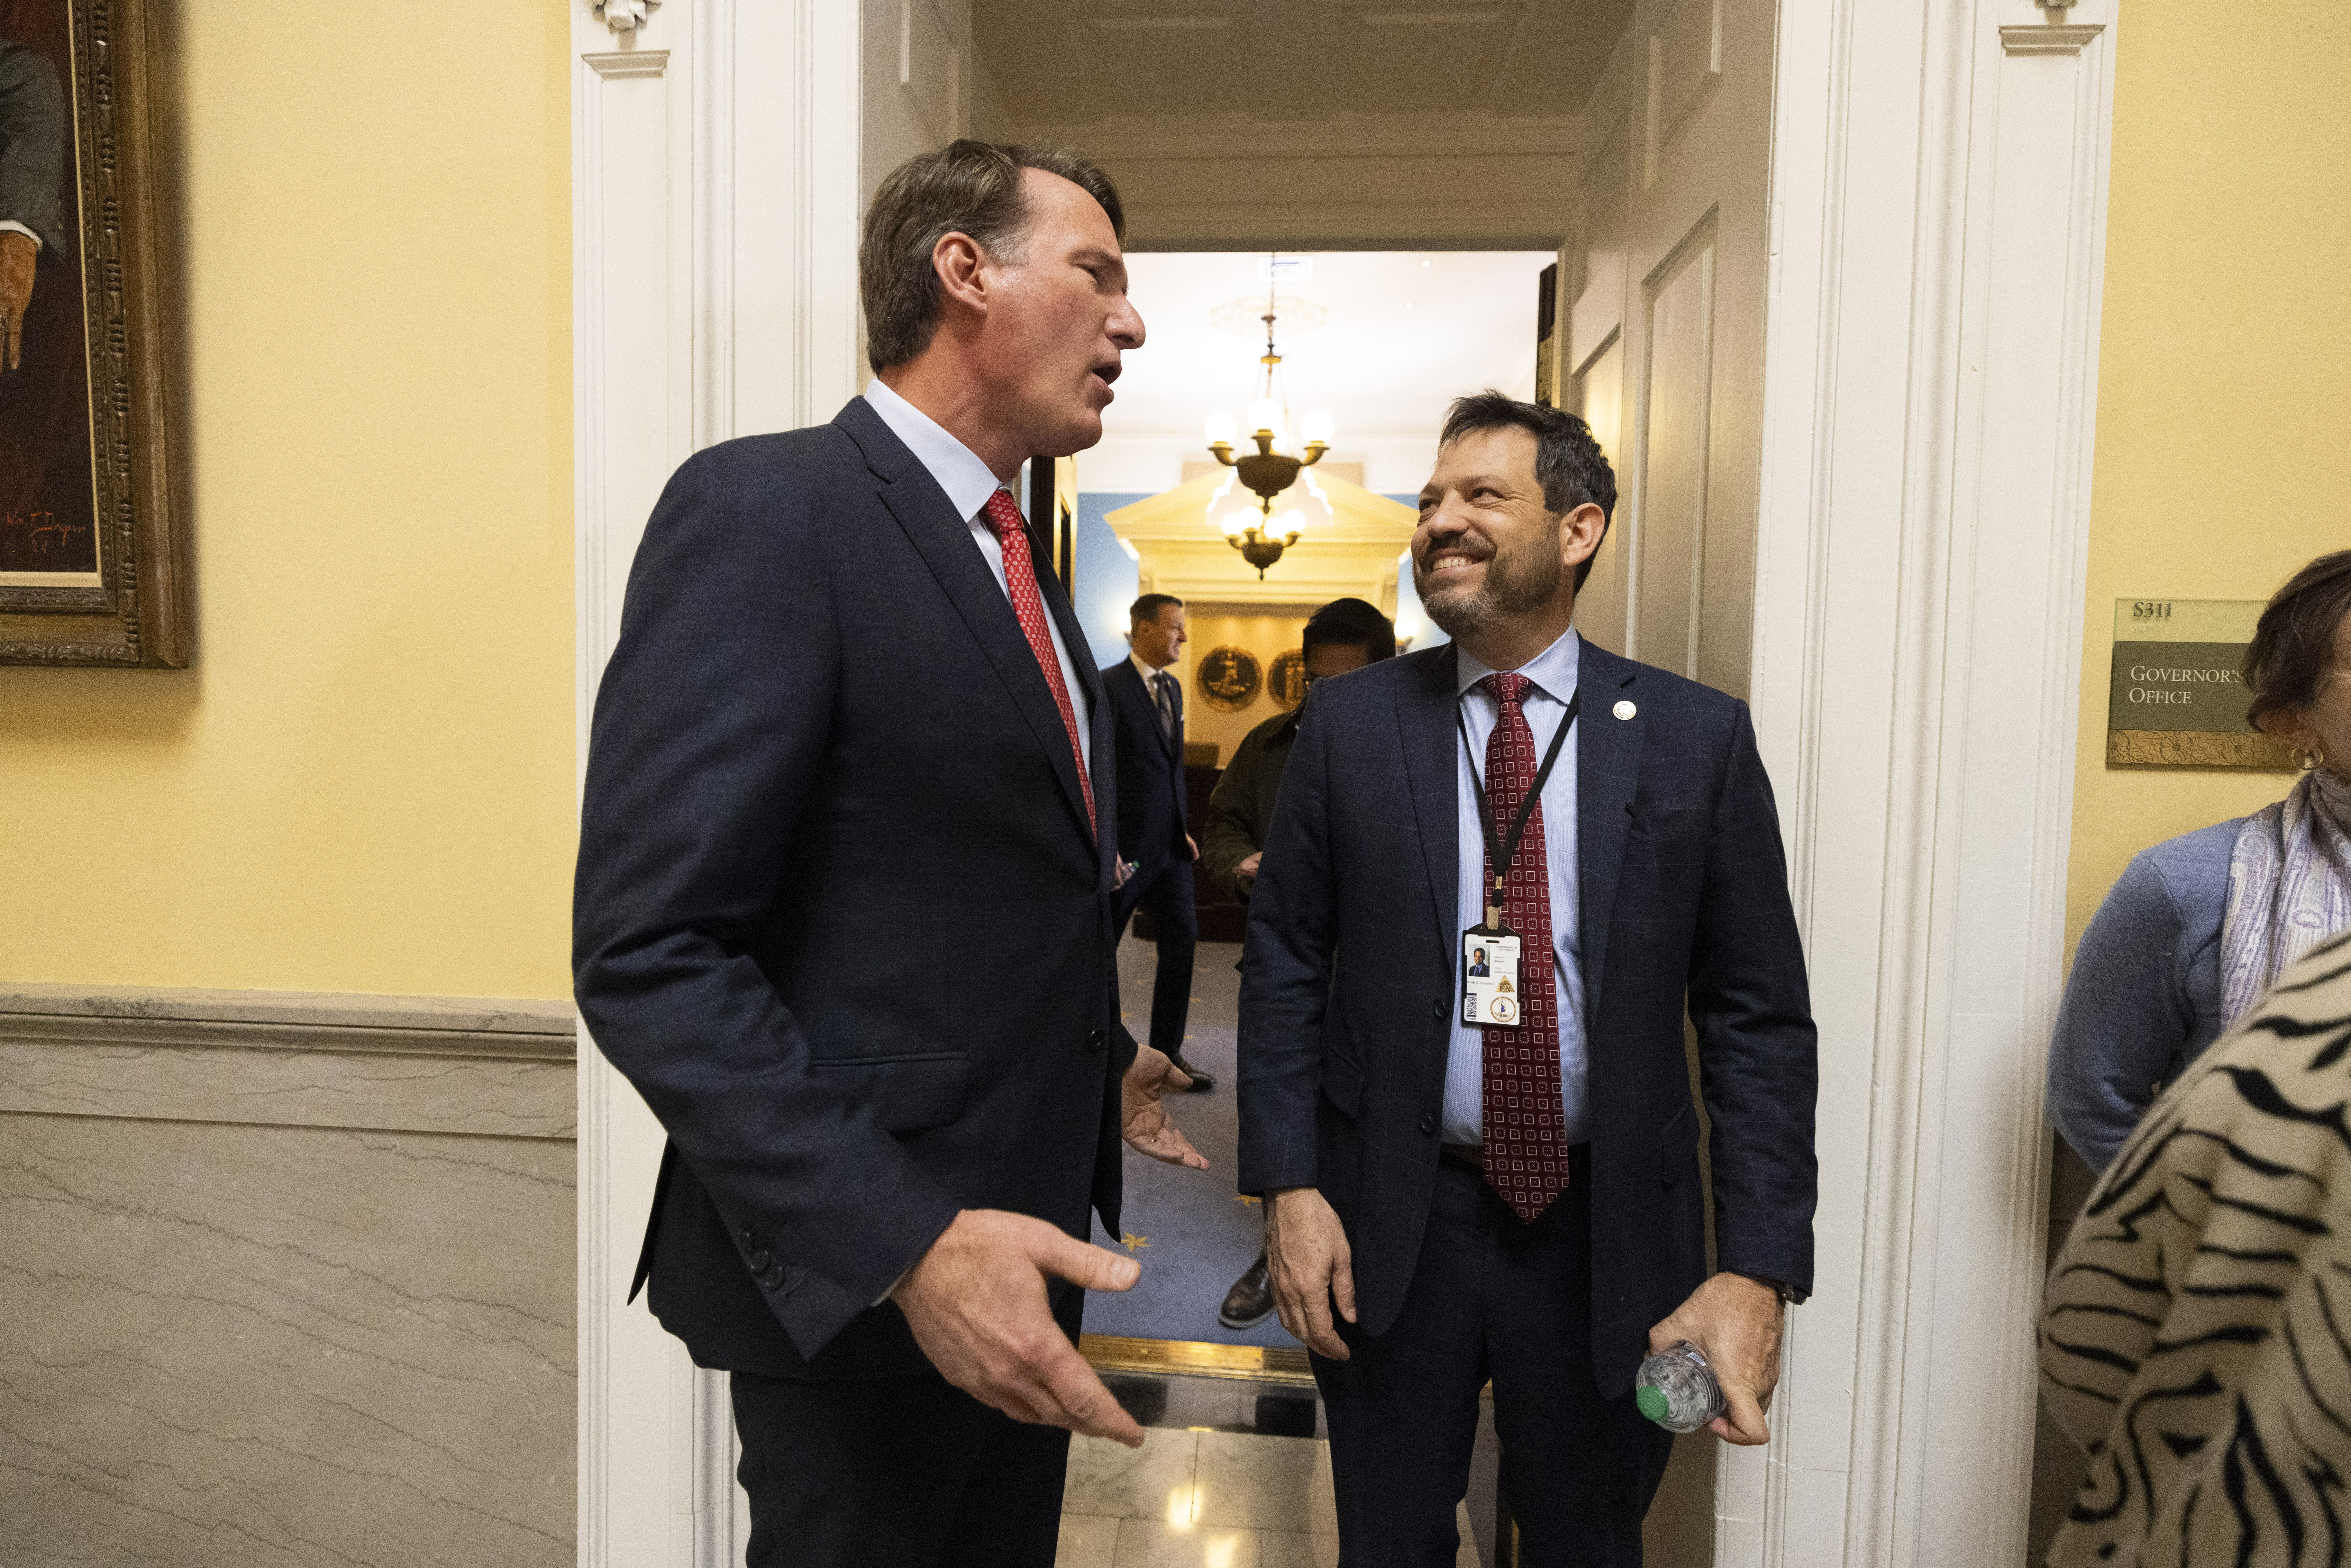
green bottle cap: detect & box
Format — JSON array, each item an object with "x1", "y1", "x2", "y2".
[{"x1": 1635, "y1": 1384, "x2": 1668, "y2": 1424}]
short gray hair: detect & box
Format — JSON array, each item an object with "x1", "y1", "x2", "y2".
[{"x1": 860, "y1": 140, "x2": 1125, "y2": 374}]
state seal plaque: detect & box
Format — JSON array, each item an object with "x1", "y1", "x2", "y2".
[
  {"x1": 1268, "y1": 648, "x2": 1308, "y2": 710},
  {"x1": 1196, "y1": 645, "x2": 1262, "y2": 711}
]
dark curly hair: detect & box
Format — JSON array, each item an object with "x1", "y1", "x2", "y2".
[
  {"x1": 2243, "y1": 550, "x2": 2351, "y2": 735},
  {"x1": 1437, "y1": 391, "x2": 1617, "y2": 589}
]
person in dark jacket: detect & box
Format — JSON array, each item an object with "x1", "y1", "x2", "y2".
[
  {"x1": 1105, "y1": 592, "x2": 1212, "y2": 1089},
  {"x1": 1240, "y1": 393, "x2": 1818, "y2": 1567},
  {"x1": 573, "y1": 141, "x2": 1206, "y2": 1568},
  {"x1": 1201, "y1": 595, "x2": 1394, "y2": 1329}
]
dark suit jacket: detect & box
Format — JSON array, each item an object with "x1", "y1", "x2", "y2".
[
  {"x1": 1236, "y1": 639, "x2": 1817, "y2": 1396},
  {"x1": 1102, "y1": 657, "x2": 1191, "y2": 878},
  {"x1": 575, "y1": 398, "x2": 1134, "y2": 1380},
  {"x1": 0, "y1": 41, "x2": 66, "y2": 258}
]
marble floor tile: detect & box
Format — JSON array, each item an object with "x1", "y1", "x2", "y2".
[
  {"x1": 1260, "y1": 1530, "x2": 1341, "y2": 1568},
  {"x1": 1112, "y1": 1518, "x2": 1262, "y2": 1567},
  {"x1": 1065, "y1": 1427, "x2": 1200, "y2": 1522},
  {"x1": 1059, "y1": 1512, "x2": 1124, "y2": 1567},
  {"x1": 1192, "y1": 1431, "x2": 1335, "y2": 1532}
]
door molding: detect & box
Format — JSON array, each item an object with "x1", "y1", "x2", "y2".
[
  {"x1": 572, "y1": 3, "x2": 861, "y2": 1564},
  {"x1": 1735, "y1": 1, "x2": 2117, "y2": 1563},
  {"x1": 569, "y1": 1, "x2": 2122, "y2": 1563}
]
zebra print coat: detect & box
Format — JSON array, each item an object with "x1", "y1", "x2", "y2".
[{"x1": 2041, "y1": 928, "x2": 2351, "y2": 1566}]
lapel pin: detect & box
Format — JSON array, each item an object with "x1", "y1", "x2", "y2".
[{"x1": 1613, "y1": 700, "x2": 1637, "y2": 721}]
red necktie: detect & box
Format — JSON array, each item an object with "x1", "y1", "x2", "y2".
[
  {"x1": 981, "y1": 489, "x2": 1096, "y2": 835},
  {"x1": 1477, "y1": 672, "x2": 1570, "y2": 1222}
]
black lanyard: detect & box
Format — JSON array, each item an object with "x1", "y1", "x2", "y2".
[{"x1": 1457, "y1": 691, "x2": 1580, "y2": 927}]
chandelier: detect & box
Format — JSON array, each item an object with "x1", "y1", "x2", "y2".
[{"x1": 1203, "y1": 263, "x2": 1334, "y2": 578}]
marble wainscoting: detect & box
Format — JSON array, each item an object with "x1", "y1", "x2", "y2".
[{"x1": 0, "y1": 986, "x2": 577, "y2": 1567}]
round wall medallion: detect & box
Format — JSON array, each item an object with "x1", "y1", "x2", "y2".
[
  {"x1": 1268, "y1": 648, "x2": 1308, "y2": 710},
  {"x1": 1195, "y1": 645, "x2": 1263, "y2": 711}
]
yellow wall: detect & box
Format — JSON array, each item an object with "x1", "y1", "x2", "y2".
[
  {"x1": 0, "y1": 4, "x2": 573, "y2": 998},
  {"x1": 2065, "y1": 2, "x2": 2351, "y2": 954}
]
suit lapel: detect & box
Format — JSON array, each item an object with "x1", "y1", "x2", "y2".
[
  {"x1": 842, "y1": 402, "x2": 1098, "y2": 850},
  {"x1": 1575, "y1": 641, "x2": 1644, "y2": 1022},
  {"x1": 1397, "y1": 645, "x2": 1461, "y2": 955}
]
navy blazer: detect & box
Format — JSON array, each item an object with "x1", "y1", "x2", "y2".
[
  {"x1": 1236, "y1": 640, "x2": 1817, "y2": 1396},
  {"x1": 1102, "y1": 657, "x2": 1191, "y2": 876},
  {"x1": 574, "y1": 398, "x2": 1133, "y2": 1379}
]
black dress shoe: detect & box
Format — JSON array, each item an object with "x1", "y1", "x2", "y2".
[
  {"x1": 1218, "y1": 1252, "x2": 1274, "y2": 1330},
  {"x1": 1169, "y1": 1053, "x2": 1217, "y2": 1092}
]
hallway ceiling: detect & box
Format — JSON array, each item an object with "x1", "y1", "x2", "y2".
[
  {"x1": 974, "y1": 0, "x2": 1628, "y2": 128},
  {"x1": 1102, "y1": 249, "x2": 1554, "y2": 445}
]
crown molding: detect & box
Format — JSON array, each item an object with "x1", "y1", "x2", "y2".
[
  {"x1": 1999, "y1": 23, "x2": 2103, "y2": 55},
  {"x1": 582, "y1": 48, "x2": 669, "y2": 79},
  {"x1": 1003, "y1": 113, "x2": 1579, "y2": 164}
]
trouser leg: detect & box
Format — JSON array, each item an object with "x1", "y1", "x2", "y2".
[
  {"x1": 1484, "y1": 1151, "x2": 1672, "y2": 1567},
  {"x1": 1312, "y1": 1161, "x2": 1491, "y2": 1568},
  {"x1": 733, "y1": 1285, "x2": 1085, "y2": 1567},
  {"x1": 1139, "y1": 860, "x2": 1197, "y2": 1058}
]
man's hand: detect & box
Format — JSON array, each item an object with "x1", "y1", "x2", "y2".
[
  {"x1": 1237, "y1": 852, "x2": 1262, "y2": 880},
  {"x1": 0, "y1": 231, "x2": 36, "y2": 373},
  {"x1": 1647, "y1": 1272, "x2": 1784, "y2": 1444},
  {"x1": 1122, "y1": 1043, "x2": 1207, "y2": 1168},
  {"x1": 894, "y1": 1209, "x2": 1148, "y2": 1446},
  {"x1": 1186, "y1": 834, "x2": 1200, "y2": 861},
  {"x1": 1265, "y1": 1186, "x2": 1354, "y2": 1359}
]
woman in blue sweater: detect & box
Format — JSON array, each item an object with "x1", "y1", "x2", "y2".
[{"x1": 2051, "y1": 552, "x2": 2351, "y2": 1169}]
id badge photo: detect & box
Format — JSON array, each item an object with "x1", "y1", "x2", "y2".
[{"x1": 1461, "y1": 928, "x2": 1523, "y2": 1028}]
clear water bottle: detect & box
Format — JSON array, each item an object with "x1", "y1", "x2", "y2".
[{"x1": 1634, "y1": 1341, "x2": 1725, "y2": 1433}]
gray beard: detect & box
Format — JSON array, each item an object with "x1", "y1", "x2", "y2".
[{"x1": 1417, "y1": 534, "x2": 1563, "y2": 641}]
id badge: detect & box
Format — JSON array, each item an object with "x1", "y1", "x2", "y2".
[{"x1": 1461, "y1": 927, "x2": 1523, "y2": 1028}]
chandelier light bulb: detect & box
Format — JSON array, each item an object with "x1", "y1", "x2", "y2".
[
  {"x1": 1247, "y1": 397, "x2": 1282, "y2": 438},
  {"x1": 1220, "y1": 512, "x2": 1249, "y2": 536},
  {"x1": 1278, "y1": 508, "x2": 1305, "y2": 535},
  {"x1": 1301, "y1": 410, "x2": 1335, "y2": 447},
  {"x1": 1205, "y1": 411, "x2": 1238, "y2": 446}
]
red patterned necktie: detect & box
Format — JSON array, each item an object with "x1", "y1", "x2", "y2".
[
  {"x1": 1477, "y1": 671, "x2": 1570, "y2": 1223},
  {"x1": 981, "y1": 489, "x2": 1096, "y2": 834}
]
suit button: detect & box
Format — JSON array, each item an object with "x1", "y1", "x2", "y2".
[
  {"x1": 1419, "y1": 1114, "x2": 1436, "y2": 1135},
  {"x1": 1087, "y1": 1028, "x2": 1105, "y2": 1052},
  {"x1": 1431, "y1": 998, "x2": 1445, "y2": 1019},
  {"x1": 758, "y1": 1264, "x2": 786, "y2": 1292},
  {"x1": 747, "y1": 1248, "x2": 771, "y2": 1273}
]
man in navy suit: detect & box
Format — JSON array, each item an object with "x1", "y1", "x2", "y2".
[
  {"x1": 575, "y1": 141, "x2": 1206, "y2": 1568},
  {"x1": 1104, "y1": 592, "x2": 1213, "y2": 1089},
  {"x1": 1238, "y1": 392, "x2": 1817, "y2": 1566}
]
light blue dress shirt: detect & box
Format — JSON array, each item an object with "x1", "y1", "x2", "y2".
[
  {"x1": 1442, "y1": 626, "x2": 1588, "y2": 1147},
  {"x1": 863, "y1": 378, "x2": 1091, "y2": 768}
]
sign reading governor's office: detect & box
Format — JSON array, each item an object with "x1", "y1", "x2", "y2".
[{"x1": 2106, "y1": 598, "x2": 2290, "y2": 769}]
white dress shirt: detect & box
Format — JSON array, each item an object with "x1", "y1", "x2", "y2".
[
  {"x1": 864, "y1": 378, "x2": 1090, "y2": 769},
  {"x1": 1441, "y1": 626, "x2": 1589, "y2": 1147}
]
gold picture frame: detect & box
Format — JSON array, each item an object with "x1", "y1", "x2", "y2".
[{"x1": 0, "y1": 0, "x2": 185, "y2": 667}]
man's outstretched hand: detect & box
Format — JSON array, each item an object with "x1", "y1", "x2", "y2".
[
  {"x1": 894, "y1": 1208, "x2": 1148, "y2": 1446},
  {"x1": 1647, "y1": 1271, "x2": 1784, "y2": 1444},
  {"x1": 1122, "y1": 1043, "x2": 1207, "y2": 1168}
]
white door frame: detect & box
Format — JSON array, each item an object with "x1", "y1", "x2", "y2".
[{"x1": 570, "y1": 1, "x2": 2120, "y2": 1563}]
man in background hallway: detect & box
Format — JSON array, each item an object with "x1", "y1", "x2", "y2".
[
  {"x1": 1105, "y1": 592, "x2": 1213, "y2": 1090},
  {"x1": 575, "y1": 141, "x2": 1206, "y2": 1568},
  {"x1": 1240, "y1": 393, "x2": 1817, "y2": 1565},
  {"x1": 1200, "y1": 595, "x2": 1395, "y2": 1331}
]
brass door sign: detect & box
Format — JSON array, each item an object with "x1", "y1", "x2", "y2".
[{"x1": 2106, "y1": 598, "x2": 2288, "y2": 769}]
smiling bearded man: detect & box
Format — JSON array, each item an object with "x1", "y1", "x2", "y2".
[{"x1": 1236, "y1": 390, "x2": 1819, "y2": 1567}]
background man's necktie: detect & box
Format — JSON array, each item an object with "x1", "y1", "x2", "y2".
[
  {"x1": 1477, "y1": 671, "x2": 1571, "y2": 1222},
  {"x1": 1154, "y1": 671, "x2": 1179, "y2": 740},
  {"x1": 981, "y1": 489, "x2": 1095, "y2": 834}
]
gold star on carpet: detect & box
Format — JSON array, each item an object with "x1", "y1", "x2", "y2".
[
  {"x1": 1120, "y1": 1232, "x2": 1150, "y2": 1252},
  {"x1": 1234, "y1": 1194, "x2": 1261, "y2": 1207}
]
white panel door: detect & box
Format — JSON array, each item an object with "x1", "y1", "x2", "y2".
[
  {"x1": 1566, "y1": 2, "x2": 1776, "y2": 1563},
  {"x1": 1573, "y1": 0, "x2": 1770, "y2": 703}
]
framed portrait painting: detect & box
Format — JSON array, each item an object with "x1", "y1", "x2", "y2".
[{"x1": 0, "y1": 0, "x2": 183, "y2": 667}]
